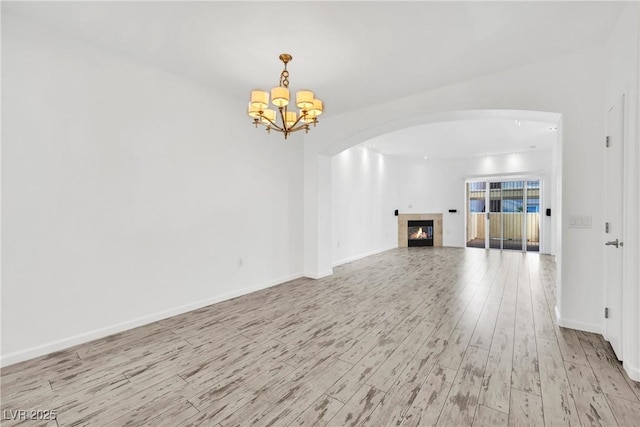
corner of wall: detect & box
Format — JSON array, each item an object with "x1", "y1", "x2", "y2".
[
  {"x1": 304, "y1": 269, "x2": 333, "y2": 280},
  {"x1": 623, "y1": 360, "x2": 640, "y2": 382},
  {"x1": 555, "y1": 305, "x2": 604, "y2": 335}
]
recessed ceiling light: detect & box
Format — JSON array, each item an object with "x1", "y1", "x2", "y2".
[{"x1": 424, "y1": 156, "x2": 428, "y2": 160}]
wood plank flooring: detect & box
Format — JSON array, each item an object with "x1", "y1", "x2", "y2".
[{"x1": 2, "y1": 248, "x2": 640, "y2": 426}]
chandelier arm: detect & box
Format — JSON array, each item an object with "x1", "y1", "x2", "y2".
[
  {"x1": 286, "y1": 111, "x2": 309, "y2": 130},
  {"x1": 258, "y1": 115, "x2": 284, "y2": 132},
  {"x1": 286, "y1": 125, "x2": 311, "y2": 134},
  {"x1": 279, "y1": 107, "x2": 288, "y2": 131},
  {"x1": 254, "y1": 118, "x2": 309, "y2": 135}
]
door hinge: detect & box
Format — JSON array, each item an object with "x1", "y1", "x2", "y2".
[
  {"x1": 605, "y1": 307, "x2": 609, "y2": 319},
  {"x1": 606, "y1": 136, "x2": 610, "y2": 147},
  {"x1": 605, "y1": 222, "x2": 610, "y2": 233}
]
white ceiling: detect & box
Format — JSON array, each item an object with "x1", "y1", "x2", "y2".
[
  {"x1": 3, "y1": 1, "x2": 622, "y2": 159},
  {"x1": 364, "y1": 117, "x2": 557, "y2": 160},
  {"x1": 4, "y1": 1, "x2": 624, "y2": 116}
]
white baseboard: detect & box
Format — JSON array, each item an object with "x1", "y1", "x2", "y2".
[
  {"x1": 555, "y1": 305, "x2": 603, "y2": 334},
  {"x1": 555, "y1": 307, "x2": 640, "y2": 381},
  {"x1": 332, "y1": 245, "x2": 397, "y2": 268},
  {"x1": 623, "y1": 360, "x2": 640, "y2": 382},
  {"x1": 0, "y1": 272, "x2": 303, "y2": 368},
  {"x1": 304, "y1": 269, "x2": 333, "y2": 280}
]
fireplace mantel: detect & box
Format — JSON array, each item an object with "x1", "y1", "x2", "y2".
[{"x1": 398, "y1": 213, "x2": 443, "y2": 247}]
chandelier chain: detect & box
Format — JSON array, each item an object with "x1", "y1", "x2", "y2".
[{"x1": 280, "y1": 69, "x2": 289, "y2": 88}]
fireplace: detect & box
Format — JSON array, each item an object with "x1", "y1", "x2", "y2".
[
  {"x1": 398, "y1": 213, "x2": 442, "y2": 247},
  {"x1": 408, "y1": 220, "x2": 434, "y2": 247}
]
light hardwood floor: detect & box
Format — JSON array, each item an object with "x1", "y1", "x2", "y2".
[{"x1": 2, "y1": 248, "x2": 640, "y2": 426}]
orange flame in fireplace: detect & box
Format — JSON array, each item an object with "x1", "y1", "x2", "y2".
[{"x1": 410, "y1": 227, "x2": 428, "y2": 239}]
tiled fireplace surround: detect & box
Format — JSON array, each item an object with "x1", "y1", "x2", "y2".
[{"x1": 398, "y1": 213, "x2": 443, "y2": 248}]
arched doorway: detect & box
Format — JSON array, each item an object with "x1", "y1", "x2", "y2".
[{"x1": 312, "y1": 109, "x2": 561, "y2": 272}]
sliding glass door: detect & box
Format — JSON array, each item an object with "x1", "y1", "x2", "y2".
[
  {"x1": 466, "y1": 182, "x2": 486, "y2": 248},
  {"x1": 466, "y1": 178, "x2": 541, "y2": 252},
  {"x1": 489, "y1": 182, "x2": 504, "y2": 249},
  {"x1": 525, "y1": 180, "x2": 540, "y2": 252}
]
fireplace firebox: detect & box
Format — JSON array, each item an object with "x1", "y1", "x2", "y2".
[{"x1": 408, "y1": 220, "x2": 434, "y2": 247}]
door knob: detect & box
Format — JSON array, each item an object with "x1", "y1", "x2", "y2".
[{"x1": 605, "y1": 238, "x2": 620, "y2": 248}]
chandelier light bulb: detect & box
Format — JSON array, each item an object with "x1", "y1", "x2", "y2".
[
  {"x1": 261, "y1": 109, "x2": 276, "y2": 124},
  {"x1": 247, "y1": 103, "x2": 261, "y2": 118},
  {"x1": 271, "y1": 87, "x2": 289, "y2": 107},
  {"x1": 250, "y1": 90, "x2": 269, "y2": 109},
  {"x1": 285, "y1": 111, "x2": 297, "y2": 127},
  {"x1": 308, "y1": 99, "x2": 323, "y2": 117},
  {"x1": 296, "y1": 90, "x2": 314, "y2": 109}
]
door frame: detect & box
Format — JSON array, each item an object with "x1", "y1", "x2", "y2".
[{"x1": 603, "y1": 95, "x2": 625, "y2": 360}]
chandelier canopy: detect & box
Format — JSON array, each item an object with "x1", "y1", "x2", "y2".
[{"x1": 248, "y1": 54, "x2": 323, "y2": 139}]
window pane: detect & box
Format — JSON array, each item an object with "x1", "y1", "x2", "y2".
[
  {"x1": 503, "y1": 199, "x2": 523, "y2": 212},
  {"x1": 527, "y1": 197, "x2": 540, "y2": 213},
  {"x1": 500, "y1": 181, "x2": 525, "y2": 190},
  {"x1": 470, "y1": 199, "x2": 485, "y2": 213}
]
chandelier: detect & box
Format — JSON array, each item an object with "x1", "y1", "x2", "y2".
[{"x1": 248, "y1": 54, "x2": 323, "y2": 139}]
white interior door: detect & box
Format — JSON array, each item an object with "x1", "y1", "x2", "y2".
[{"x1": 604, "y1": 95, "x2": 624, "y2": 360}]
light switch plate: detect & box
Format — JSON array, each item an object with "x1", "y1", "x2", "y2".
[{"x1": 568, "y1": 215, "x2": 592, "y2": 229}]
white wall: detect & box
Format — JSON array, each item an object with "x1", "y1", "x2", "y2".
[
  {"x1": 304, "y1": 45, "x2": 606, "y2": 338},
  {"x1": 331, "y1": 146, "x2": 398, "y2": 266},
  {"x1": 393, "y1": 150, "x2": 554, "y2": 253},
  {"x1": 1, "y1": 16, "x2": 304, "y2": 365},
  {"x1": 330, "y1": 146, "x2": 554, "y2": 265},
  {"x1": 305, "y1": 16, "x2": 640, "y2": 379},
  {"x1": 603, "y1": 1, "x2": 640, "y2": 380}
]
